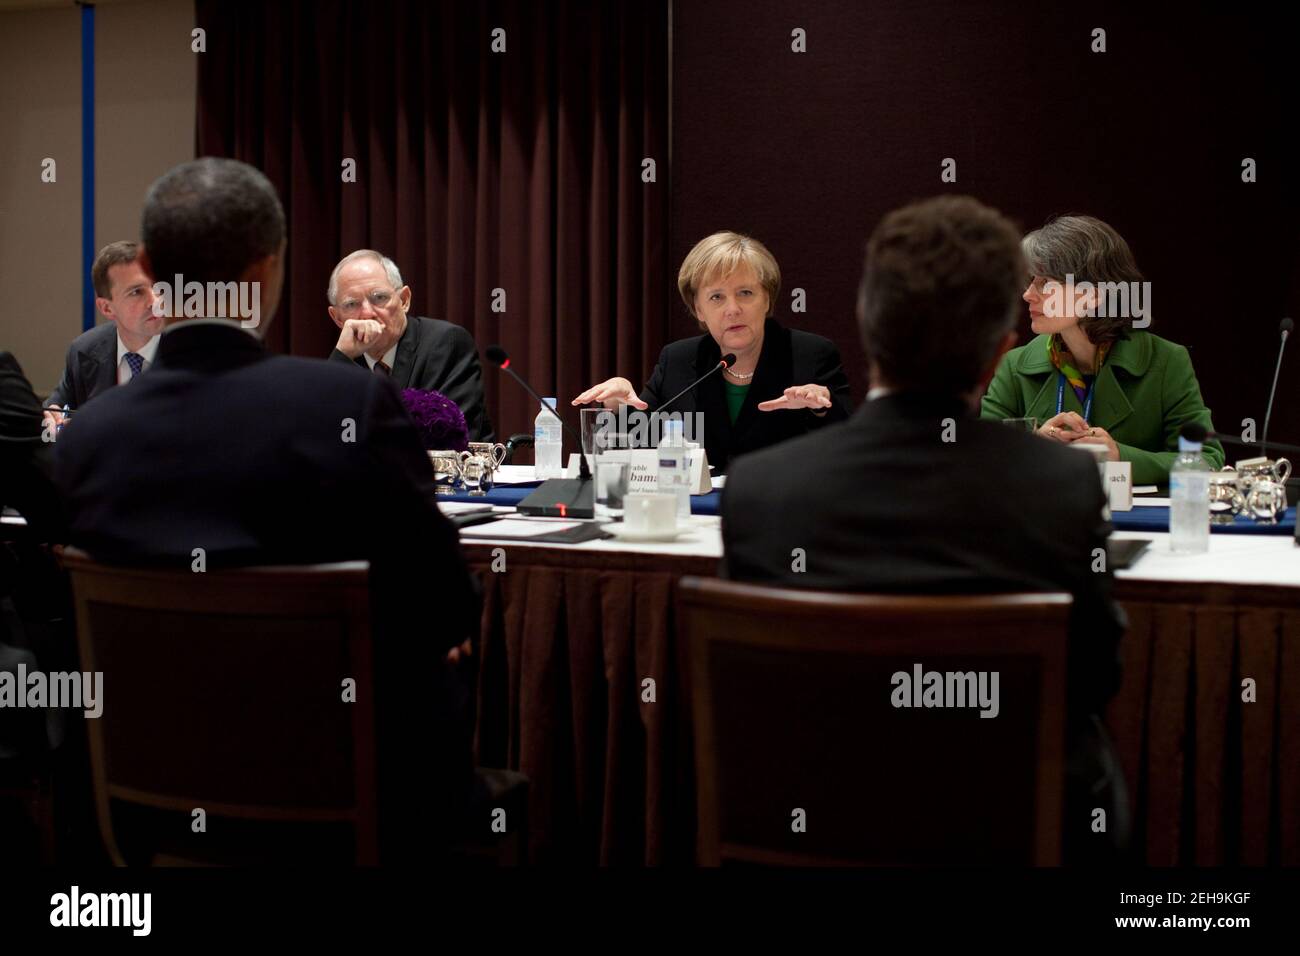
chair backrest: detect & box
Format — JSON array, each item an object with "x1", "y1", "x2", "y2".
[
  {"x1": 62, "y1": 549, "x2": 378, "y2": 865},
  {"x1": 679, "y1": 577, "x2": 1071, "y2": 866}
]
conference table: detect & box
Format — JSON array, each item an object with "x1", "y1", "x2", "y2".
[
  {"x1": 6, "y1": 483, "x2": 1295, "y2": 867},
  {"x1": 448, "y1": 476, "x2": 1300, "y2": 866}
]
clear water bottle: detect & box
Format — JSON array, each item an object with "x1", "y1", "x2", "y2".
[
  {"x1": 657, "y1": 418, "x2": 691, "y2": 520},
  {"x1": 1170, "y1": 423, "x2": 1211, "y2": 553},
  {"x1": 534, "y1": 398, "x2": 563, "y2": 479}
]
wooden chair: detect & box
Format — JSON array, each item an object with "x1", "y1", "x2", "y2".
[
  {"x1": 62, "y1": 550, "x2": 379, "y2": 865},
  {"x1": 679, "y1": 578, "x2": 1071, "y2": 866}
]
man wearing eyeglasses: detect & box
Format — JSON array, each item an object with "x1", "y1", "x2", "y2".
[{"x1": 327, "y1": 249, "x2": 494, "y2": 441}]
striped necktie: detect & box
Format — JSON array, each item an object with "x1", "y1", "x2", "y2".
[{"x1": 374, "y1": 360, "x2": 391, "y2": 376}]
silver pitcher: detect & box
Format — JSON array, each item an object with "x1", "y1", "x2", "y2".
[
  {"x1": 1243, "y1": 478, "x2": 1289, "y2": 524},
  {"x1": 1208, "y1": 470, "x2": 1245, "y2": 524},
  {"x1": 467, "y1": 441, "x2": 508, "y2": 472},
  {"x1": 428, "y1": 450, "x2": 463, "y2": 495},
  {"x1": 458, "y1": 451, "x2": 495, "y2": 496},
  {"x1": 1235, "y1": 456, "x2": 1292, "y2": 488},
  {"x1": 1234, "y1": 457, "x2": 1292, "y2": 524}
]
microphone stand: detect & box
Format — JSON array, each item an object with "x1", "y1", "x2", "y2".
[{"x1": 1262, "y1": 320, "x2": 1292, "y2": 459}]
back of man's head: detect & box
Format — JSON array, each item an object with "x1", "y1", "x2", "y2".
[
  {"x1": 141, "y1": 157, "x2": 286, "y2": 311},
  {"x1": 858, "y1": 195, "x2": 1024, "y2": 396}
]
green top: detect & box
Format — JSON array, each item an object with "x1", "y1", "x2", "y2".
[
  {"x1": 980, "y1": 330, "x2": 1224, "y2": 485},
  {"x1": 723, "y1": 380, "x2": 750, "y2": 424}
]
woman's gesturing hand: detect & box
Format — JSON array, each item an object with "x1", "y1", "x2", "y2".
[
  {"x1": 571, "y1": 377, "x2": 648, "y2": 410},
  {"x1": 757, "y1": 384, "x2": 833, "y2": 413}
]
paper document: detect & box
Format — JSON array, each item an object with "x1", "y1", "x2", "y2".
[
  {"x1": 459, "y1": 518, "x2": 583, "y2": 538},
  {"x1": 493, "y1": 465, "x2": 542, "y2": 484}
]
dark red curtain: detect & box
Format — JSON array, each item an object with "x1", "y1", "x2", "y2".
[
  {"x1": 196, "y1": 0, "x2": 669, "y2": 440},
  {"x1": 672, "y1": 0, "x2": 1300, "y2": 448}
]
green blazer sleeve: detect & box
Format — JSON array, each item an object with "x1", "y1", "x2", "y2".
[
  {"x1": 1115, "y1": 343, "x2": 1223, "y2": 484},
  {"x1": 979, "y1": 352, "x2": 1024, "y2": 421}
]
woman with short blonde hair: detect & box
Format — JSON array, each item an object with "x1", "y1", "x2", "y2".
[
  {"x1": 573, "y1": 230, "x2": 852, "y2": 473},
  {"x1": 677, "y1": 232, "x2": 781, "y2": 327}
]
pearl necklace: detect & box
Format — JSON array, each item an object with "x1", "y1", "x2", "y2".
[{"x1": 725, "y1": 367, "x2": 755, "y2": 381}]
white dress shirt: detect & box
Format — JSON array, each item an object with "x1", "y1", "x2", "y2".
[{"x1": 116, "y1": 333, "x2": 161, "y2": 384}]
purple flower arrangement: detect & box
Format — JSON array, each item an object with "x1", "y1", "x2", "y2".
[{"x1": 400, "y1": 388, "x2": 469, "y2": 452}]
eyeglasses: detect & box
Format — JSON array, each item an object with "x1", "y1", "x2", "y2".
[{"x1": 336, "y1": 289, "x2": 399, "y2": 317}]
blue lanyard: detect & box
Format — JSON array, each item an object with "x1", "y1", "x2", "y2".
[{"x1": 1056, "y1": 372, "x2": 1095, "y2": 423}]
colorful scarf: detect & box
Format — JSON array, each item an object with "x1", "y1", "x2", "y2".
[{"x1": 1047, "y1": 334, "x2": 1110, "y2": 405}]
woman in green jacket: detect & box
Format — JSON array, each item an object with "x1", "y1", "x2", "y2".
[{"x1": 981, "y1": 215, "x2": 1224, "y2": 485}]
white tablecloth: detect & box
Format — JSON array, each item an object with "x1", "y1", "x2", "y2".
[{"x1": 456, "y1": 516, "x2": 1300, "y2": 587}]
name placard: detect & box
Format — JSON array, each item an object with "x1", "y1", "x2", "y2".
[
  {"x1": 568, "y1": 448, "x2": 710, "y2": 493},
  {"x1": 628, "y1": 450, "x2": 661, "y2": 491},
  {"x1": 1105, "y1": 461, "x2": 1133, "y2": 511}
]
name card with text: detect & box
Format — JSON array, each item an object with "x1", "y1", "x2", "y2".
[
  {"x1": 1105, "y1": 461, "x2": 1133, "y2": 511},
  {"x1": 569, "y1": 449, "x2": 710, "y2": 493}
]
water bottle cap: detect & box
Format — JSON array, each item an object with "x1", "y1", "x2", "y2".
[{"x1": 1178, "y1": 437, "x2": 1202, "y2": 452}]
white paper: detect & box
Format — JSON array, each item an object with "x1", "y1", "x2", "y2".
[
  {"x1": 493, "y1": 464, "x2": 542, "y2": 485},
  {"x1": 459, "y1": 518, "x2": 583, "y2": 538},
  {"x1": 436, "y1": 501, "x2": 495, "y2": 514},
  {"x1": 1132, "y1": 497, "x2": 1171, "y2": 508},
  {"x1": 1133, "y1": 485, "x2": 1159, "y2": 495}
]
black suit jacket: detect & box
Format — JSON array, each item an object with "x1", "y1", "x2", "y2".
[
  {"x1": 330, "y1": 315, "x2": 494, "y2": 442},
  {"x1": 1, "y1": 353, "x2": 70, "y2": 760},
  {"x1": 45, "y1": 322, "x2": 119, "y2": 410},
  {"x1": 0, "y1": 352, "x2": 64, "y2": 539},
  {"x1": 55, "y1": 321, "x2": 480, "y2": 858},
  {"x1": 637, "y1": 318, "x2": 852, "y2": 473},
  {"x1": 723, "y1": 393, "x2": 1126, "y2": 722}
]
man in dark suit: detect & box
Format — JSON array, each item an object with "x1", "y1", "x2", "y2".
[
  {"x1": 43, "y1": 241, "x2": 163, "y2": 430},
  {"x1": 1, "y1": 352, "x2": 64, "y2": 539},
  {"x1": 327, "y1": 249, "x2": 494, "y2": 442},
  {"x1": 1, "y1": 354, "x2": 90, "y2": 861},
  {"x1": 723, "y1": 195, "x2": 1129, "y2": 864},
  {"x1": 55, "y1": 158, "x2": 480, "y2": 862}
]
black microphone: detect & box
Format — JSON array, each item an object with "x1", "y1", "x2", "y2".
[
  {"x1": 1208, "y1": 433, "x2": 1300, "y2": 456},
  {"x1": 484, "y1": 345, "x2": 594, "y2": 518},
  {"x1": 1263, "y1": 317, "x2": 1293, "y2": 459},
  {"x1": 650, "y1": 353, "x2": 737, "y2": 414}
]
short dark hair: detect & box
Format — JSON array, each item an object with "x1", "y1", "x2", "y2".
[
  {"x1": 1022, "y1": 215, "x2": 1144, "y2": 344},
  {"x1": 141, "y1": 157, "x2": 286, "y2": 287},
  {"x1": 857, "y1": 195, "x2": 1024, "y2": 395},
  {"x1": 90, "y1": 240, "x2": 140, "y2": 298}
]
